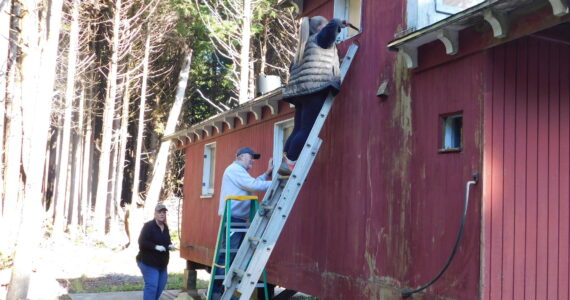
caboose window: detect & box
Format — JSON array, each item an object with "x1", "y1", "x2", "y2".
[
  {"x1": 441, "y1": 114, "x2": 463, "y2": 151},
  {"x1": 407, "y1": 0, "x2": 484, "y2": 30},
  {"x1": 202, "y1": 142, "x2": 216, "y2": 196}
]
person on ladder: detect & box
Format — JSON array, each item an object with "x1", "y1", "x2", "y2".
[
  {"x1": 278, "y1": 16, "x2": 354, "y2": 176},
  {"x1": 212, "y1": 147, "x2": 273, "y2": 299}
]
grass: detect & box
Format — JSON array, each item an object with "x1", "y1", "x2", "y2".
[{"x1": 66, "y1": 273, "x2": 209, "y2": 293}]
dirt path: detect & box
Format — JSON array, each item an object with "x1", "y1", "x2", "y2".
[{"x1": 0, "y1": 233, "x2": 197, "y2": 300}]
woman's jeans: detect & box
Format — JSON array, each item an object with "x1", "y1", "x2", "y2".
[
  {"x1": 137, "y1": 261, "x2": 168, "y2": 300},
  {"x1": 283, "y1": 89, "x2": 329, "y2": 161}
]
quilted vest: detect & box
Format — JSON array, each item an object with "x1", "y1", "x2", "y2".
[{"x1": 282, "y1": 35, "x2": 340, "y2": 100}]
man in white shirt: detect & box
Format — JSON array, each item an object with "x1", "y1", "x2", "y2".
[{"x1": 212, "y1": 147, "x2": 272, "y2": 299}]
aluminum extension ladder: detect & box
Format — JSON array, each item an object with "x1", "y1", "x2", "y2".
[
  {"x1": 208, "y1": 195, "x2": 270, "y2": 300},
  {"x1": 221, "y1": 44, "x2": 359, "y2": 300}
]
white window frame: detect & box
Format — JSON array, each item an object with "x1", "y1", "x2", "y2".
[
  {"x1": 407, "y1": 0, "x2": 484, "y2": 30},
  {"x1": 202, "y1": 142, "x2": 216, "y2": 196},
  {"x1": 273, "y1": 118, "x2": 295, "y2": 177},
  {"x1": 333, "y1": 0, "x2": 362, "y2": 42}
]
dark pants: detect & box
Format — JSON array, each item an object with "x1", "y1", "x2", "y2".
[
  {"x1": 283, "y1": 89, "x2": 329, "y2": 161},
  {"x1": 212, "y1": 217, "x2": 246, "y2": 298}
]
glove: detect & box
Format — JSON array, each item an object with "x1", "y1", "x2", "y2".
[
  {"x1": 168, "y1": 244, "x2": 176, "y2": 251},
  {"x1": 155, "y1": 245, "x2": 166, "y2": 252}
]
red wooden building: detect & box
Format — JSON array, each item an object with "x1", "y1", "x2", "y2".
[{"x1": 166, "y1": 0, "x2": 570, "y2": 299}]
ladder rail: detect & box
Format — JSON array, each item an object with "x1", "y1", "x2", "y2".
[
  {"x1": 233, "y1": 140, "x2": 323, "y2": 298},
  {"x1": 221, "y1": 44, "x2": 359, "y2": 300}
]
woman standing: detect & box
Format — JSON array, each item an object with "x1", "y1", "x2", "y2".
[
  {"x1": 137, "y1": 203, "x2": 174, "y2": 300},
  {"x1": 278, "y1": 16, "x2": 351, "y2": 176}
]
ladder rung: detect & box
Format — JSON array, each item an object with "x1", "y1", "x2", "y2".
[
  {"x1": 278, "y1": 175, "x2": 290, "y2": 180},
  {"x1": 233, "y1": 269, "x2": 245, "y2": 278},
  {"x1": 230, "y1": 222, "x2": 250, "y2": 227},
  {"x1": 230, "y1": 228, "x2": 248, "y2": 233},
  {"x1": 248, "y1": 237, "x2": 264, "y2": 247},
  {"x1": 214, "y1": 275, "x2": 226, "y2": 280},
  {"x1": 219, "y1": 249, "x2": 238, "y2": 253}
]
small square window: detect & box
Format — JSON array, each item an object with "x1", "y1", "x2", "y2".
[
  {"x1": 440, "y1": 114, "x2": 462, "y2": 152},
  {"x1": 202, "y1": 142, "x2": 216, "y2": 196}
]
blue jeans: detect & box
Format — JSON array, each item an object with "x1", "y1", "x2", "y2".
[
  {"x1": 212, "y1": 217, "x2": 246, "y2": 296},
  {"x1": 283, "y1": 89, "x2": 329, "y2": 161},
  {"x1": 137, "y1": 261, "x2": 168, "y2": 300}
]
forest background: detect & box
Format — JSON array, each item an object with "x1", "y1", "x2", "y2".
[{"x1": 0, "y1": 0, "x2": 297, "y2": 298}]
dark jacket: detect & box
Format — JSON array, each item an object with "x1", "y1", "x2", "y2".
[
  {"x1": 282, "y1": 19, "x2": 343, "y2": 101},
  {"x1": 136, "y1": 220, "x2": 172, "y2": 269}
]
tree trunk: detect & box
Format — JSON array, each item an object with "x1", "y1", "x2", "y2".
[
  {"x1": 126, "y1": 32, "x2": 151, "y2": 247},
  {"x1": 144, "y1": 50, "x2": 192, "y2": 218},
  {"x1": 53, "y1": 0, "x2": 79, "y2": 237},
  {"x1": 71, "y1": 86, "x2": 85, "y2": 230},
  {"x1": 8, "y1": 0, "x2": 64, "y2": 296},
  {"x1": 1, "y1": 0, "x2": 23, "y2": 261},
  {"x1": 114, "y1": 70, "x2": 131, "y2": 219},
  {"x1": 131, "y1": 31, "x2": 151, "y2": 206},
  {"x1": 0, "y1": 0, "x2": 11, "y2": 213},
  {"x1": 65, "y1": 0, "x2": 81, "y2": 233},
  {"x1": 238, "y1": 0, "x2": 252, "y2": 104},
  {"x1": 94, "y1": 0, "x2": 122, "y2": 235},
  {"x1": 81, "y1": 88, "x2": 93, "y2": 230}
]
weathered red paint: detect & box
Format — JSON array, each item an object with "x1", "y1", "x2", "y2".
[
  {"x1": 482, "y1": 33, "x2": 570, "y2": 300},
  {"x1": 178, "y1": 1, "x2": 570, "y2": 299}
]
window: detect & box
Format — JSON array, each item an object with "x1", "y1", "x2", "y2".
[
  {"x1": 202, "y1": 142, "x2": 216, "y2": 196},
  {"x1": 440, "y1": 114, "x2": 463, "y2": 152},
  {"x1": 334, "y1": 0, "x2": 362, "y2": 41},
  {"x1": 407, "y1": 0, "x2": 483, "y2": 30},
  {"x1": 273, "y1": 119, "x2": 295, "y2": 176}
]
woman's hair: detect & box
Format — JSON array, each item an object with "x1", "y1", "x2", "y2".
[{"x1": 293, "y1": 16, "x2": 328, "y2": 65}]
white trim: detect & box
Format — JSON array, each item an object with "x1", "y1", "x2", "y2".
[
  {"x1": 272, "y1": 118, "x2": 295, "y2": 177},
  {"x1": 202, "y1": 142, "x2": 217, "y2": 196}
]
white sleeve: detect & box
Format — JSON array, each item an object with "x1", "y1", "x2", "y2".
[{"x1": 232, "y1": 168, "x2": 271, "y2": 192}]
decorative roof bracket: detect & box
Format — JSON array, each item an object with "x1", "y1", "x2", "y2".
[
  {"x1": 213, "y1": 121, "x2": 223, "y2": 134},
  {"x1": 236, "y1": 111, "x2": 248, "y2": 125},
  {"x1": 263, "y1": 99, "x2": 279, "y2": 115},
  {"x1": 399, "y1": 46, "x2": 418, "y2": 69},
  {"x1": 201, "y1": 126, "x2": 213, "y2": 137},
  {"x1": 223, "y1": 116, "x2": 235, "y2": 129},
  {"x1": 483, "y1": 9, "x2": 509, "y2": 38},
  {"x1": 549, "y1": 0, "x2": 569, "y2": 16},
  {"x1": 437, "y1": 29, "x2": 459, "y2": 55},
  {"x1": 250, "y1": 106, "x2": 262, "y2": 120}
]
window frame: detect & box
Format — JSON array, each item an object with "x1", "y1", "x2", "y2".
[
  {"x1": 333, "y1": 0, "x2": 363, "y2": 42},
  {"x1": 201, "y1": 142, "x2": 217, "y2": 197},
  {"x1": 273, "y1": 118, "x2": 295, "y2": 177},
  {"x1": 439, "y1": 113, "x2": 463, "y2": 153},
  {"x1": 407, "y1": 0, "x2": 484, "y2": 30}
]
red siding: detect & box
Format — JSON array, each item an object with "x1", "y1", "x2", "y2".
[{"x1": 482, "y1": 35, "x2": 570, "y2": 300}]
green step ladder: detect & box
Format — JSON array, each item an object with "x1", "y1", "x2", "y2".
[{"x1": 207, "y1": 195, "x2": 270, "y2": 300}]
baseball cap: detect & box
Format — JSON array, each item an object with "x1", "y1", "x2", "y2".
[
  {"x1": 236, "y1": 147, "x2": 261, "y2": 159},
  {"x1": 155, "y1": 203, "x2": 168, "y2": 212}
]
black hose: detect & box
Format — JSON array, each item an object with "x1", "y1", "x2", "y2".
[{"x1": 401, "y1": 173, "x2": 478, "y2": 298}]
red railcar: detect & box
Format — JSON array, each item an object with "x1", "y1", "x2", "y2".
[{"x1": 168, "y1": 1, "x2": 570, "y2": 299}]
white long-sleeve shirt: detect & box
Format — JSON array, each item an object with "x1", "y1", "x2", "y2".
[{"x1": 218, "y1": 162, "x2": 271, "y2": 219}]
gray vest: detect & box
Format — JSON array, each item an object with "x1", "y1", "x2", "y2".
[{"x1": 282, "y1": 35, "x2": 340, "y2": 100}]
